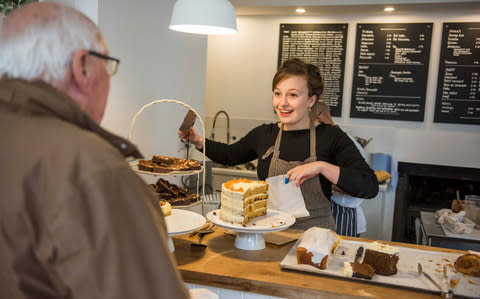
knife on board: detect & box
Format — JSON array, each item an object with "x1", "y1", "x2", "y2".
[{"x1": 354, "y1": 246, "x2": 364, "y2": 263}]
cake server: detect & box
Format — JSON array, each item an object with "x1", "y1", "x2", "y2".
[
  {"x1": 191, "y1": 232, "x2": 208, "y2": 248},
  {"x1": 189, "y1": 223, "x2": 215, "y2": 237},
  {"x1": 417, "y1": 263, "x2": 442, "y2": 292}
]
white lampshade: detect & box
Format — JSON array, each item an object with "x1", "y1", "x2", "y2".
[{"x1": 169, "y1": 0, "x2": 238, "y2": 35}]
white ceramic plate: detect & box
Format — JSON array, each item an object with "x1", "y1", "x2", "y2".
[
  {"x1": 165, "y1": 209, "x2": 206, "y2": 236},
  {"x1": 206, "y1": 209, "x2": 295, "y2": 233}
]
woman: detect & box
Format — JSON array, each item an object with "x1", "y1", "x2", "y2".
[{"x1": 180, "y1": 58, "x2": 378, "y2": 230}]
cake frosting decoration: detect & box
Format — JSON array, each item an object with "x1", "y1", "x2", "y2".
[{"x1": 296, "y1": 227, "x2": 341, "y2": 270}]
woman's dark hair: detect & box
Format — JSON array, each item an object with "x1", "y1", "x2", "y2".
[{"x1": 272, "y1": 58, "x2": 324, "y2": 120}]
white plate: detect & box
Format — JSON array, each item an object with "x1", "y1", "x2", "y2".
[
  {"x1": 165, "y1": 209, "x2": 206, "y2": 236},
  {"x1": 129, "y1": 159, "x2": 203, "y2": 176},
  {"x1": 280, "y1": 239, "x2": 480, "y2": 298},
  {"x1": 206, "y1": 209, "x2": 295, "y2": 233}
]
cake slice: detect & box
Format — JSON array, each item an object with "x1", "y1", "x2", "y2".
[
  {"x1": 152, "y1": 155, "x2": 175, "y2": 165},
  {"x1": 178, "y1": 110, "x2": 197, "y2": 135},
  {"x1": 362, "y1": 241, "x2": 400, "y2": 276},
  {"x1": 220, "y1": 178, "x2": 268, "y2": 226},
  {"x1": 344, "y1": 262, "x2": 375, "y2": 280},
  {"x1": 159, "y1": 200, "x2": 172, "y2": 216},
  {"x1": 296, "y1": 227, "x2": 341, "y2": 270}
]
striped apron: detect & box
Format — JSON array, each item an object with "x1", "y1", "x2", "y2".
[{"x1": 331, "y1": 201, "x2": 358, "y2": 237}]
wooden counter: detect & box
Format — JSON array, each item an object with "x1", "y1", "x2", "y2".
[{"x1": 173, "y1": 228, "x2": 466, "y2": 299}]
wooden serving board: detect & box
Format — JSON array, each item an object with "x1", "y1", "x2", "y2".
[{"x1": 280, "y1": 239, "x2": 480, "y2": 298}]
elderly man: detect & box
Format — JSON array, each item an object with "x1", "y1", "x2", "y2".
[{"x1": 0, "y1": 2, "x2": 190, "y2": 298}]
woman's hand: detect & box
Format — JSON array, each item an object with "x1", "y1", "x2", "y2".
[
  {"x1": 286, "y1": 161, "x2": 340, "y2": 187},
  {"x1": 178, "y1": 127, "x2": 204, "y2": 150}
]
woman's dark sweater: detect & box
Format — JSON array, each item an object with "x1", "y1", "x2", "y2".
[{"x1": 204, "y1": 123, "x2": 378, "y2": 199}]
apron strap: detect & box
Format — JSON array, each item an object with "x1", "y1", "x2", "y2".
[
  {"x1": 309, "y1": 120, "x2": 316, "y2": 159},
  {"x1": 272, "y1": 123, "x2": 283, "y2": 159}
]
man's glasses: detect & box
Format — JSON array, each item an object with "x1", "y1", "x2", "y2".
[{"x1": 88, "y1": 51, "x2": 120, "y2": 76}]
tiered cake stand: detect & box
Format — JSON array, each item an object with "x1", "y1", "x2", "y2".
[{"x1": 128, "y1": 99, "x2": 208, "y2": 251}]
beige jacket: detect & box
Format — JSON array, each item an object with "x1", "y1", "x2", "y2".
[{"x1": 0, "y1": 79, "x2": 190, "y2": 299}]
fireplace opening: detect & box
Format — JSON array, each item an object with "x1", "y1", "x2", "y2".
[
  {"x1": 393, "y1": 162, "x2": 480, "y2": 244},
  {"x1": 408, "y1": 175, "x2": 478, "y2": 210}
]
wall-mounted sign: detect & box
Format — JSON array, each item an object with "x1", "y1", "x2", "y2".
[
  {"x1": 351, "y1": 23, "x2": 432, "y2": 121},
  {"x1": 434, "y1": 22, "x2": 480, "y2": 125},
  {"x1": 278, "y1": 23, "x2": 348, "y2": 117}
]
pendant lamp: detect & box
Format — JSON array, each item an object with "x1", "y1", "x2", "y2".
[{"x1": 169, "y1": 0, "x2": 238, "y2": 35}]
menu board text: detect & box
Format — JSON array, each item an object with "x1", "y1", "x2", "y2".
[
  {"x1": 351, "y1": 23, "x2": 432, "y2": 121},
  {"x1": 278, "y1": 24, "x2": 348, "y2": 117},
  {"x1": 434, "y1": 22, "x2": 480, "y2": 125}
]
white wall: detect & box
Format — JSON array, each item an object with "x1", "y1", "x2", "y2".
[
  {"x1": 98, "y1": 0, "x2": 207, "y2": 158},
  {"x1": 205, "y1": 9, "x2": 480, "y2": 169},
  {"x1": 205, "y1": 6, "x2": 480, "y2": 241}
]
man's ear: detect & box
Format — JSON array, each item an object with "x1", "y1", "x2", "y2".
[{"x1": 70, "y1": 49, "x2": 90, "y2": 94}]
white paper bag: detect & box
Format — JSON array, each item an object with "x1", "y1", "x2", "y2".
[{"x1": 266, "y1": 175, "x2": 310, "y2": 218}]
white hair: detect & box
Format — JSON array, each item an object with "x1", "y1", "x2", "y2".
[{"x1": 0, "y1": 4, "x2": 103, "y2": 83}]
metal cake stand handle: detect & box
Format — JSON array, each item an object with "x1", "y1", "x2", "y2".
[{"x1": 128, "y1": 99, "x2": 207, "y2": 215}]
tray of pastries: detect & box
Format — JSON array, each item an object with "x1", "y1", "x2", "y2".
[
  {"x1": 281, "y1": 227, "x2": 480, "y2": 298},
  {"x1": 130, "y1": 155, "x2": 202, "y2": 175}
]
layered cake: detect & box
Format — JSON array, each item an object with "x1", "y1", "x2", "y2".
[
  {"x1": 296, "y1": 227, "x2": 341, "y2": 270},
  {"x1": 220, "y1": 178, "x2": 268, "y2": 226},
  {"x1": 362, "y1": 241, "x2": 400, "y2": 276},
  {"x1": 344, "y1": 262, "x2": 375, "y2": 280}
]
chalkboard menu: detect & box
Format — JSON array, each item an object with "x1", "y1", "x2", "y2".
[
  {"x1": 434, "y1": 22, "x2": 480, "y2": 125},
  {"x1": 351, "y1": 23, "x2": 432, "y2": 121},
  {"x1": 278, "y1": 24, "x2": 348, "y2": 117}
]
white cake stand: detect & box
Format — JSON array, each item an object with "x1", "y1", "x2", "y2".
[
  {"x1": 206, "y1": 209, "x2": 295, "y2": 250},
  {"x1": 165, "y1": 209, "x2": 206, "y2": 252}
]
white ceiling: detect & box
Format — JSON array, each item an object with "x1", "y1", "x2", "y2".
[{"x1": 231, "y1": 0, "x2": 480, "y2": 15}]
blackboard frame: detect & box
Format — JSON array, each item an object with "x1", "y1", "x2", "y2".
[
  {"x1": 434, "y1": 22, "x2": 480, "y2": 125},
  {"x1": 350, "y1": 23, "x2": 433, "y2": 121},
  {"x1": 277, "y1": 23, "x2": 348, "y2": 117}
]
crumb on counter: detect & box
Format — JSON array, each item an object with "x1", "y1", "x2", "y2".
[{"x1": 450, "y1": 278, "x2": 460, "y2": 289}]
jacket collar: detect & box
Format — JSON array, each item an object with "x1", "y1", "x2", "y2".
[{"x1": 0, "y1": 78, "x2": 143, "y2": 159}]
